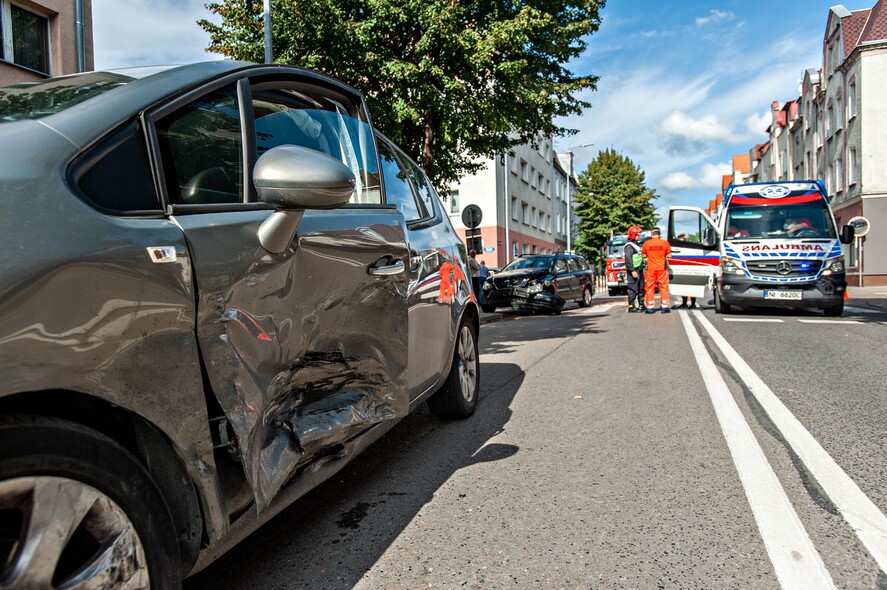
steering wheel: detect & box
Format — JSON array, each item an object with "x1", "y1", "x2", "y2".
[{"x1": 794, "y1": 229, "x2": 818, "y2": 238}]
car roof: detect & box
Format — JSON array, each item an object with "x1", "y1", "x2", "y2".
[{"x1": 1, "y1": 61, "x2": 366, "y2": 150}]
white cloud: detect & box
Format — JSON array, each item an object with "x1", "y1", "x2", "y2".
[
  {"x1": 744, "y1": 111, "x2": 772, "y2": 137},
  {"x1": 695, "y1": 10, "x2": 735, "y2": 26},
  {"x1": 92, "y1": 0, "x2": 220, "y2": 69},
  {"x1": 658, "y1": 111, "x2": 735, "y2": 142},
  {"x1": 660, "y1": 162, "x2": 731, "y2": 191}
]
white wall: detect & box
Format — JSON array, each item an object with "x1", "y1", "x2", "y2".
[{"x1": 860, "y1": 48, "x2": 887, "y2": 195}]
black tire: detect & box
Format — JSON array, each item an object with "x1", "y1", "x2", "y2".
[
  {"x1": 427, "y1": 320, "x2": 479, "y2": 419},
  {"x1": 714, "y1": 288, "x2": 732, "y2": 314},
  {"x1": 0, "y1": 415, "x2": 180, "y2": 589},
  {"x1": 480, "y1": 304, "x2": 496, "y2": 313},
  {"x1": 823, "y1": 300, "x2": 844, "y2": 317},
  {"x1": 578, "y1": 286, "x2": 593, "y2": 308}
]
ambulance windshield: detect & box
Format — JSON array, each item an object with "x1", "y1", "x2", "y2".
[{"x1": 725, "y1": 200, "x2": 836, "y2": 240}]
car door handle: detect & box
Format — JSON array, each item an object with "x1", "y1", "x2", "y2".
[{"x1": 369, "y1": 259, "x2": 405, "y2": 277}]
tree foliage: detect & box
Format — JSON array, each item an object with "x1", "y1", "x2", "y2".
[
  {"x1": 199, "y1": 0, "x2": 605, "y2": 188},
  {"x1": 573, "y1": 148, "x2": 658, "y2": 266}
]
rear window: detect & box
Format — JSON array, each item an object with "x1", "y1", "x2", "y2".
[{"x1": 0, "y1": 73, "x2": 134, "y2": 122}]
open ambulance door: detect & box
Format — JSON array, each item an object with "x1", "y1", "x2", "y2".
[{"x1": 667, "y1": 207, "x2": 721, "y2": 299}]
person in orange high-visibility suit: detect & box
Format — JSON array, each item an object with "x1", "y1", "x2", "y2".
[{"x1": 641, "y1": 227, "x2": 672, "y2": 314}]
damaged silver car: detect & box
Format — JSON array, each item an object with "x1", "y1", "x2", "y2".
[{"x1": 0, "y1": 62, "x2": 479, "y2": 588}]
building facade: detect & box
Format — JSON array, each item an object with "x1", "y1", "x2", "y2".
[
  {"x1": 741, "y1": 1, "x2": 887, "y2": 285},
  {"x1": 0, "y1": 0, "x2": 93, "y2": 85},
  {"x1": 448, "y1": 136, "x2": 574, "y2": 269}
]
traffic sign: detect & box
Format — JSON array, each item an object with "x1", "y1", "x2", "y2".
[
  {"x1": 483, "y1": 246, "x2": 495, "y2": 253},
  {"x1": 462, "y1": 205, "x2": 482, "y2": 229},
  {"x1": 848, "y1": 216, "x2": 870, "y2": 237}
]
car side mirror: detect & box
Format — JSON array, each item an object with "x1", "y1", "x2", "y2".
[
  {"x1": 840, "y1": 224, "x2": 855, "y2": 245},
  {"x1": 254, "y1": 145, "x2": 356, "y2": 253}
]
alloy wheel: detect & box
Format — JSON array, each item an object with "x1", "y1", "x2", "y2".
[{"x1": 457, "y1": 325, "x2": 478, "y2": 403}]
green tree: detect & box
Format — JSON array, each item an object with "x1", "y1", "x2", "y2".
[
  {"x1": 199, "y1": 0, "x2": 604, "y2": 188},
  {"x1": 573, "y1": 148, "x2": 657, "y2": 266}
]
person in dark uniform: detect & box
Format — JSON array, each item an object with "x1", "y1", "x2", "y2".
[{"x1": 624, "y1": 225, "x2": 645, "y2": 313}]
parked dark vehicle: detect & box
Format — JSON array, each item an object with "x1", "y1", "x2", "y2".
[
  {"x1": 0, "y1": 62, "x2": 479, "y2": 588},
  {"x1": 480, "y1": 253, "x2": 594, "y2": 314}
]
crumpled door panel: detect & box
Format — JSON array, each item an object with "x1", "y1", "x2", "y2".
[{"x1": 177, "y1": 209, "x2": 409, "y2": 511}]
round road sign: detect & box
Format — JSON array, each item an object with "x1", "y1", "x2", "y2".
[
  {"x1": 461, "y1": 205, "x2": 483, "y2": 229},
  {"x1": 848, "y1": 216, "x2": 870, "y2": 237}
]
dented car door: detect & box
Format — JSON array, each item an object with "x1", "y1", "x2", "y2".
[{"x1": 148, "y1": 71, "x2": 410, "y2": 511}]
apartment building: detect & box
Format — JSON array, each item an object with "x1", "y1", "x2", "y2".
[
  {"x1": 448, "y1": 136, "x2": 572, "y2": 269},
  {"x1": 0, "y1": 0, "x2": 93, "y2": 85},
  {"x1": 743, "y1": 1, "x2": 887, "y2": 285}
]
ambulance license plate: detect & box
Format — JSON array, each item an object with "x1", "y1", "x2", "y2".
[{"x1": 764, "y1": 290, "x2": 802, "y2": 300}]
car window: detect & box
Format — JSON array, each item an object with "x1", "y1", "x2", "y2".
[
  {"x1": 75, "y1": 122, "x2": 160, "y2": 212},
  {"x1": 403, "y1": 158, "x2": 439, "y2": 218},
  {"x1": 251, "y1": 84, "x2": 381, "y2": 205},
  {"x1": 155, "y1": 83, "x2": 244, "y2": 205},
  {"x1": 566, "y1": 258, "x2": 581, "y2": 273},
  {"x1": 378, "y1": 138, "x2": 426, "y2": 221},
  {"x1": 554, "y1": 259, "x2": 568, "y2": 273}
]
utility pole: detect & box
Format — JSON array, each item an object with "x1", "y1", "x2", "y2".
[
  {"x1": 264, "y1": 0, "x2": 272, "y2": 64},
  {"x1": 503, "y1": 151, "x2": 511, "y2": 265}
]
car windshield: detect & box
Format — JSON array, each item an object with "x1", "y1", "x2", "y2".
[
  {"x1": 503, "y1": 256, "x2": 553, "y2": 271},
  {"x1": 0, "y1": 72, "x2": 136, "y2": 122},
  {"x1": 725, "y1": 201, "x2": 837, "y2": 240}
]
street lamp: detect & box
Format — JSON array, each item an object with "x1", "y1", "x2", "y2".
[{"x1": 561, "y1": 143, "x2": 593, "y2": 253}]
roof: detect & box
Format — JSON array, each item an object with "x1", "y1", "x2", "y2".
[
  {"x1": 842, "y1": 8, "x2": 872, "y2": 56},
  {"x1": 860, "y1": 0, "x2": 887, "y2": 43}
]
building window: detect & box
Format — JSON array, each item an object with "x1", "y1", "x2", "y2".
[
  {"x1": 826, "y1": 105, "x2": 834, "y2": 137},
  {"x1": 835, "y1": 158, "x2": 843, "y2": 192},
  {"x1": 520, "y1": 160, "x2": 529, "y2": 183},
  {"x1": 847, "y1": 79, "x2": 857, "y2": 120},
  {"x1": 1, "y1": 2, "x2": 51, "y2": 75},
  {"x1": 511, "y1": 196, "x2": 518, "y2": 221},
  {"x1": 827, "y1": 163, "x2": 835, "y2": 194},
  {"x1": 849, "y1": 147, "x2": 857, "y2": 185},
  {"x1": 521, "y1": 202, "x2": 529, "y2": 224},
  {"x1": 530, "y1": 206, "x2": 537, "y2": 227},
  {"x1": 448, "y1": 189, "x2": 459, "y2": 214}
]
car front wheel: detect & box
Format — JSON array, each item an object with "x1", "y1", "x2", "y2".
[
  {"x1": 578, "y1": 287, "x2": 593, "y2": 307},
  {"x1": 427, "y1": 320, "x2": 479, "y2": 419},
  {"x1": 0, "y1": 416, "x2": 180, "y2": 589}
]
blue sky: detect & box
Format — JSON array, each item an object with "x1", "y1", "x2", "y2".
[{"x1": 93, "y1": 0, "x2": 875, "y2": 218}]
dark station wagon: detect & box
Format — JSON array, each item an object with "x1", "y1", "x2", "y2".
[
  {"x1": 0, "y1": 62, "x2": 480, "y2": 588},
  {"x1": 480, "y1": 253, "x2": 595, "y2": 314}
]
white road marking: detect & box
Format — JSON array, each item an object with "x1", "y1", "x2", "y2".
[
  {"x1": 797, "y1": 320, "x2": 861, "y2": 325},
  {"x1": 692, "y1": 310, "x2": 887, "y2": 575},
  {"x1": 844, "y1": 306, "x2": 880, "y2": 315},
  {"x1": 722, "y1": 318, "x2": 785, "y2": 323},
  {"x1": 679, "y1": 312, "x2": 836, "y2": 589},
  {"x1": 586, "y1": 302, "x2": 618, "y2": 314}
]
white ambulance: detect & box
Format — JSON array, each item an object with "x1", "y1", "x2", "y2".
[{"x1": 667, "y1": 181, "x2": 855, "y2": 316}]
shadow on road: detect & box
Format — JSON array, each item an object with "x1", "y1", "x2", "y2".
[
  {"x1": 481, "y1": 308, "x2": 607, "y2": 356},
  {"x1": 184, "y1": 361, "x2": 525, "y2": 590}
]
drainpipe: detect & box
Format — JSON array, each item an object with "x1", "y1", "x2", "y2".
[
  {"x1": 503, "y1": 151, "x2": 510, "y2": 265},
  {"x1": 75, "y1": 0, "x2": 85, "y2": 72}
]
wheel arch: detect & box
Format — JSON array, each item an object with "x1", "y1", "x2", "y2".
[{"x1": 0, "y1": 389, "x2": 205, "y2": 575}]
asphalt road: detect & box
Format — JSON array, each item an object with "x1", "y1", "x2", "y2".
[{"x1": 184, "y1": 294, "x2": 887, "y2": 589}]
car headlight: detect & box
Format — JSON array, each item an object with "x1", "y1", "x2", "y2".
[
  {"x1": 722, "y1": 257, "x2": 744, "y2": 275},
  {"x1": 482, "y1": 281, "x2": 492, "y2": 291},
  {"x1": 527, "y1": 281, "x2": 543, "y2": 294},
  {"x1": 611, "y1": 262, "x2": 625, "y2": 269},
  {"x1": 822, "y1": 256, "x2": 844, "y2": 275}
]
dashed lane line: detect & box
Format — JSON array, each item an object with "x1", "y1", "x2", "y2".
[
  {"x1": 679, "y1": 312, "x2": 836, "y2": 589},
  {"x1": 797, "y1": 319, "x2": 861, "y2": 325},
  {"x1": 722, "y1": 318, "x2": 785, "y2": 323},
  {"x1": 692, "y1": 310, "x2": 887, "y2": 576}
]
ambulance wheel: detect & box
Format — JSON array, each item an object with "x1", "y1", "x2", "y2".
[
  {"x1": 823, "y1": 301, "x2": 844, "y2": 317},
  {"x1": 481, "y1": 304, "x2": 496, "y2": 313},
  {"x1": 578, "y1": 287, "x2": 593, "y2": 307},
  {"x1": 608, "y1": 288, "x2": 616, "y2": 297},
  {"x1": 714, "y1": 289, "x2": 732, "y2": 314}
]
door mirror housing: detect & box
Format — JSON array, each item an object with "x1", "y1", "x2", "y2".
[
  {"x1": 840, "y1": 224, "x2": 855, "y2": 245},
  {"x1": 253, "y1": 145, "x2": 356, "y2": 253}
]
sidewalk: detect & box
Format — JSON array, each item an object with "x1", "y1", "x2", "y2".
[{"x1": 845, "y1": 285, "x2": 887, "y2": 310}]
